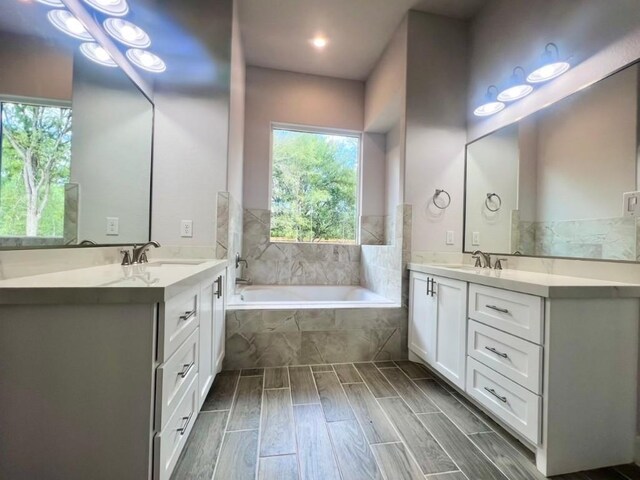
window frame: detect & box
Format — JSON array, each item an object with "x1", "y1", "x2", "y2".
[{"x1": 269, "y1": 122, "x2": 363, "y2": 245}]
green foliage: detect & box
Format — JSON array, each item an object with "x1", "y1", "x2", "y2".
[
  {"x1": 0, "y1": 102, "x2": 71, "y2": 237},
  {"x1": 271, "y1": 129, "x2": 358, "y2": 243}
]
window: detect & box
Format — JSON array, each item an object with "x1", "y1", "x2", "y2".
[
  {"x1": 0, "y1": 101, "x2": 72, "y2": 238},
  {"x1": 270, "y1": 126, "x2": 360, "y2": 244}
]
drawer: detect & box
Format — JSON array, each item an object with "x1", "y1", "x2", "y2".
[
  {"x1": 466, "y1": 357, "x2": 541, "y2": 444},
  {"x1": 154, "y1": 374, "x2": 199, "y2": 480},
  {"x1": 156, "y1": 328, "x2": 199, "y2": 431},
  {"x1": 159, "y1": 288, "x2": 199, "y2": 362},
  {"x1": 468, "y1": 320, "x2": 542, "y2": 394},
  {"x1": 468, "y1": 284, "x2": 543, "y2": 344}
]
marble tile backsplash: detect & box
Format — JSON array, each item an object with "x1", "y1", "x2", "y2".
[
  {"x1": 360, "y1": 215, "x2": 385, "y2": 245},
  {"x1": 63, "y1": 183, "x2": 79, "y2": 246},
  {"x1": 243, "y1": 208, "x2": 360, "y2": 285}
]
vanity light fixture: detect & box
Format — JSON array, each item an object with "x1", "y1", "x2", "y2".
[
  {"x1": 79, "y1": 42, "x2": 118, "y2": 67},
  {"x1": 473, "y1": 85, "x2": 505, "y2": 117},
  {"x1": 103, "y1": 18, "x2": 151, "y2": 48},
  {"x1": 82, "y1": 0, "x2": 129, "y2": 16},
  {"x1": 527, "y1": 43, "x2": 571, "y2": 83},
  {"x1": 126, "y1": 48, "x2": 166, "y2": 73},
  {"x1": 497, "y1": 67, "x2": 533, "y2": 102},
  {"x1": 36, "y1": 0, "x2": 65, "y2": 6},
  {"x1": 47, "y1": 10, "x2": 93, "y2": 41}
]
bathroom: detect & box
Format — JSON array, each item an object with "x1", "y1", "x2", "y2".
[{"x1": 1, "y1": 0, "x2": 640, "y2": 478}]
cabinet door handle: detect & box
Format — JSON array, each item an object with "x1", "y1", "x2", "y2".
[
  {"x1": 486, "y1": 304, "x2": 509, "y2": 314},
  {"x1": 430, "y1": 279, "x2": 437, "y2": 297},
  {"x1": 484, "y1": 387, "x2": 508, "y2": 403},
  {"x1": 179, "y1": 362, "x2": 195, "y2": 378},
  {"x1": 426, "y1": 277, "x2": 431, "y2": 296},
  {"x1": 485, "y1": 346, "x2": 508, "y2": 358},
  {"x1": 177, "y1": 411, "x2": 193, "y2": 435},
  {"x1": 179, "y1": 310, "x2": 196, "y2": 321},
  {"x1": 215, "y1": 275, "x2": 223, "y2": 299}
]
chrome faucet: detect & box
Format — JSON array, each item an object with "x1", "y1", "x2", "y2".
[
  {"x1": 235, "y1": 277, "x2": 252, "y2": 286},
  {"x1": 78, "y1": 239, "x2": 97, "y2": 246},
  {"x1": 235, "y1": 253, "x2": 248, "y2": 269},
  {"x1": 131, "y1": 241, "x2": 161, "y2": 264},
  {"x1": 472, "y1": 250, "x2": 492, "y2": 268}
]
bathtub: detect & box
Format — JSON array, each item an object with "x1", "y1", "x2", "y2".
[{"x1": 228, "y1": 285, "x2": 397, "y2": 310}]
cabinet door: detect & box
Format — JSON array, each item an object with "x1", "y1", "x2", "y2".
[
  {"x1": 198, "y1": 280, "x2": 215, "y2": 407},
  {"x1": 432, "y1": 275, "x2": 468, "y2": 390},
  {"x1": 213, "y1": 271, "x2": 226, "y2": 373},
  {"x1": 409, "y1": 272, "x2": 437, "y2": 364}
]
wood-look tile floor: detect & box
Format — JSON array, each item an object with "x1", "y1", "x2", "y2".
[{"x1": 171, "y1": 361, "x2": 640, "y2": 480}]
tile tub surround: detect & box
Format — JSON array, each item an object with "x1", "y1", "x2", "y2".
[
  {"x1": 243, "y1": 208, "x2": 360, "y2": 285},
  {"x1": 224, "y1": 307, "x2": 408, "y2": 368},
  {"x1": 360, "y1": 215, "x2": 385, "y2": 245},
  {"x1": 63, "y1": 183, "x2": 79, "y2": 245},
  {"x1": 217, "y1": 192, "x2": 244, "y2": 291}
]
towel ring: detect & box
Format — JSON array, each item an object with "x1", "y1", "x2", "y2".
[
  {"x1": 432, "y1": 189, "x2": 451, "y2": 210},
  {"x1": 485, "y1": 193, "x2": 502, "y2": 212}
]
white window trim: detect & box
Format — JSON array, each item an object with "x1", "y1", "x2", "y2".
[{"x1": 269, "y1": 122, "x2": 363, "y2": 245}]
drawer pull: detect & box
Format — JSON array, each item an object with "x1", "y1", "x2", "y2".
[
  {"x1": 484, "y1": 387, "x2": 508, "y2": 403},
  {"x1": 485, "y1": 346, "x2": 509, "y2": 359},
  {"x1": 177, "y1": 411, "x2": 193, "y2": 435},
  {"x1": 179, "y1": 362, "x2": 195, "y2": 378},
  {"x1": 179, "y1": 310, "x2": 196, "y2": 321},
  {"x1": 486, "y1": 304, "x2": 509, "y2": 314}
]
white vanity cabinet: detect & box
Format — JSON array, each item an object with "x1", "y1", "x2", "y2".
[
  {"x1": 408, "y1": 265, "x2": 640, "y2": 477},
  {"x1": 198, "y1": 273, "x2": 225, "y2": 407}
]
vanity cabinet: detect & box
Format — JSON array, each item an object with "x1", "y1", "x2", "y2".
[{"x1": 198, "y1": 272, "x2": 225, "y2": 406}]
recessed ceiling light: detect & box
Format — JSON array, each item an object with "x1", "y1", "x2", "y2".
[
  {"x1": 47, "y1": 10, "x2": 93, "y2": 41},
  {"x1": 103, "y1": 18, "x2": 150, "y2": 48},
  {"x1": 126, "y1": 49, "x2": 166, "y2": 73},
  {"x1": 36, "y1": 0, "x2": 65, "y2": 6},
  {"x1": 311, "y1": 37, "x2": 328, "y2": 49},
  {"x1": 79, "y1": 42, "x2": 118, "y2": 67},
  {"x1": 82, "y1": 0, "x2": 129, "y2": 16}
]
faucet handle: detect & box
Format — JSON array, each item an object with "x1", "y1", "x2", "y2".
[
  {"x1": 472, "y1": 255, "x2": 482, "y2": 268},
  {"x1": 494, "y1": 258, "x2": 508, "y2": 270},
  {"x1": 120, "y1": 250, "x2": 132, "y2": 266}
]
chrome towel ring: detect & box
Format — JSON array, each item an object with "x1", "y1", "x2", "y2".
[
  {"x1": 432, "y1": 189, "x2": 451, "y2": 210},
  {"x1": 485, "y1": 193, "x2": 502, "y2": 212}
]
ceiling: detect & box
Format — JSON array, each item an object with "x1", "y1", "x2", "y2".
[{"x1": 238, "y1": 0, "x2": 487, "y2": 81}]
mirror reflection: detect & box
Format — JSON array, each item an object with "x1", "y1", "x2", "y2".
[
  {"x1": 0, "y1": 1, "x2": 153, "y2": 249},
  {"x1": 465, "y1": 62, "x2": 639, "y2": 262}
]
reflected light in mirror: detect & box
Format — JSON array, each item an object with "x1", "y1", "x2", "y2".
[
  {"x1": 126, "y1": 49, "x2": 166, "y2": 73},
  {"x1": 473, "y1": 101, "x2": 505, "y2": 117},
  {"x1": 82, "y1": 0, "x2": 129, "y2": 16},
  {"x1": 104, "y1": 18, "x2": 151, "y2": 48},
  {"x1": 36, "y1": 0, "x2": 65, "y2": 6},
  {"x1": 497, "y1": 84, "x2": 534, "y2": 102},
  {"x1": 527, "y1": 61, "x2": 571, "y2": 83},
  {"x1": 79, "y1": 42, "x2": 118, "y2": 67},
  {"x1": 47, "y1": 9, "x2": 93, "y2": 40}
]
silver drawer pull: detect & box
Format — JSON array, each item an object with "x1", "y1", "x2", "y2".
[
  {"x1": 179, "y1": 310, "x2": 196, "y2": 321},
  {"x1": 486, "y1": 304, "x2": 509, "y2": 314},
  {"x1": 485, "y1": 346, "x2": 508, "y2": 359},
  {"x1": 179, "y1": 362, "x2": 195, "y2": 378},
  {"x1": 177, "y1": 411, "x2": 193, "y2": 435},
  {"x1": 484, "y1": 387, "x2": 508, "y2": 403}
]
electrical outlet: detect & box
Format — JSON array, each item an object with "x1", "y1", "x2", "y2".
[
  {"x1": 180, "y1": 220, "x2": 193, "y2": 238},
  {"x1": 446, "y1": 230, "x2": 455, "y2": 245},
  {"x1": 472, "y1": 231, "x2": 480, "y2": 246},
  {"x1": 623, "y1": 191, "x2": 640, "y2": 217},
  {"x1": 106, "y1": 217, "x2": 119, "y2": 236}
]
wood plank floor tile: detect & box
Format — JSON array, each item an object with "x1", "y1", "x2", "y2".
[
  {"x1": 257, "y1": 455, "x2": 299, "y2": 480},
  {"x1": 333, "y1": 363, "x2": 363, "y2": 383},
  {"x1": 311, "y1": 364, "x2": 334, "y2": 372},
  {"x1": 241, "y1": 368, "x2": 264, "y2": 376},
  {"x1": 313, "y1": 371, "x2": 355, "y2": 422},
  {"x1": 328, "y1": 420, "x2": 384, "y2": 480},
  {"x1": 293, "y1": 404, "x2": 341, "y2": 480},
  {"x1": 378, "y1": 398, "x2": 456, "y2": 475},
  {"x1": 213, "y1": 429, "x2": 259, "y2": 480},
  {"x1": 171, "y1": 411, "x2": 228, "y2": 480},
  {"x1": 354, "y1": 362, "x2": 398, "y2": 398},
  {"x1": 374, "y1": 361, "x2": 396, "y2": 368},
  {"x1": 227, "y1": 375, "x2": 263, "y2": 431},
  {"x1": 264, "y1": 367, "x2": 289, "y2": 389},
  {"x1": 394, "y1": 360, "x2": 431, "y2": 379},
  {"x1": 614, "y1": 464, "x2": 640, "y2": 479},
  {"x1": 429, "y1": 472, "x2": 468, "y2": 480},
  {"x1": 289, "y1": 366, "x2": 320, "y2": 405},
  {"x1": 418, "y1": 413, "x2": 507, "y2": 480},
  {"x1": 584, "y1": 468, "x2": 629, "y2": 480},
  {"x1": 380, "y1": 367, "x2": 439, "y2": 413},
  {"x1": 370, "y1": 442, "x2": 424, "y2": 480},
  {"x1": 201, "y1": 370, "x2": 240, "y2": 411},
  {"x1": 260, "y1": 388, "x2": 296, "y2": 457},
  {"x1": 414, "y1": 379, "x2": 490, "y2": 434},
  {"x1": 342, "y1": 382, "x2": 399, "y2": 444}
]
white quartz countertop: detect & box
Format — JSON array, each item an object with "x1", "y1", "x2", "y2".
[
  {"x1": 0, "y1": 259, "x2": 227, "y2": 304},
  {"x1": 408, "y1": 263, "x2": 640, "y2": 298}
]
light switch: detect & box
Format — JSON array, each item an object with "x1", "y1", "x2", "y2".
[
  {"x1": 623, "y1": 191, "x2": 640, "y2": 217},
  {"x1": 446, "y1": 230, "x2": 455, "y2": 245},
  {"x1": 106, "y1": 217, "x2": 119, "y2": 236},
  {"x1": 181, "y1": 220, "x2": 193, "y2": 238},
  {"x1": 472, "y1": 231, "x2": 480, "y2": 246}
]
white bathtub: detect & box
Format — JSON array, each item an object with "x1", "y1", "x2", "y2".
[{"x1": 228, "y1": 285, "x2": 397, "y2": 310}]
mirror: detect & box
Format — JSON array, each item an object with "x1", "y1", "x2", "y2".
[
  {"x1": 0, "y1": 1, "x2": 153, "y2": 249},
  {"x1": 464, "y1": 61, "x2": 639, "y2": 262}
]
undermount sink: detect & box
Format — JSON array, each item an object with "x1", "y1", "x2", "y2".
[{"x1": 439, "y1": 264, "x2": 478, "y2": 270}]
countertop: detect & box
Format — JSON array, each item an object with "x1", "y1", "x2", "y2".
[
  {"x1": 408, "y1": 263, "x2": 640, "y2": 298},
  {"x1": 0, "y1": 259, "x2": 227, "y2": 304}
]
